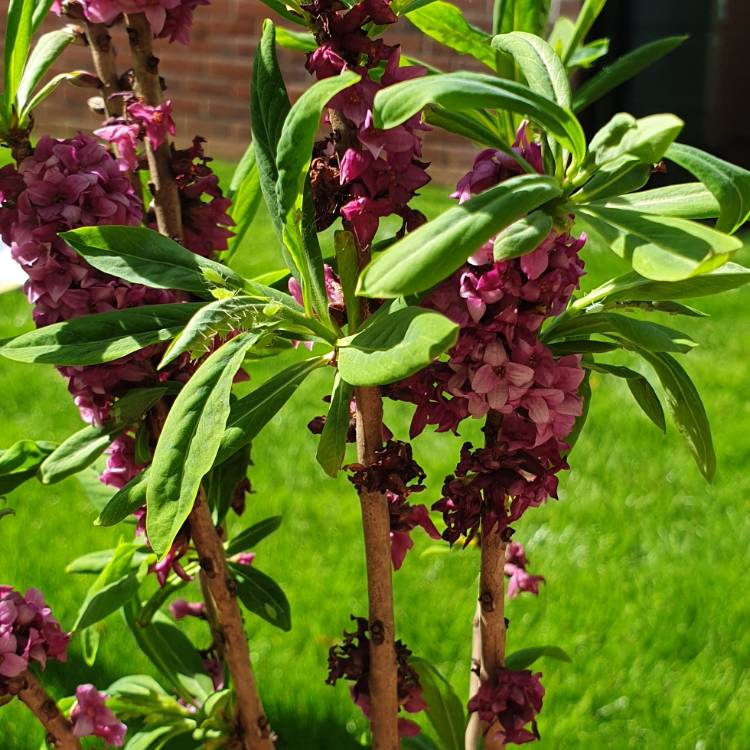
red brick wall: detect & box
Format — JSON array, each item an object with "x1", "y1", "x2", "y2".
[{"x1": 13, "y1": 1, "x2": 581, "y2": 185}]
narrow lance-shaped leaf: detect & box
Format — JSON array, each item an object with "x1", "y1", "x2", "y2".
[
  {"x1": 410, "y1": 657, "x2": 465, "y2": 750},
  {"x1": 16, "y1": 27, "x2": 75, "y2": 114},
  {"x1": 505, "y1": 645, "x2": 572, "y2": 670},
  {"x1": 338, "y1": 305, "x2": 458, "y2": 386},
  {"x1": 562, "y1": 0, "x2": 607, "y2": 64},
  {"x1": 96, "y1": 470, "x2": 149, "y2": 527},
  {"x1": 573, "y1": 263, "x2": 750, "y2": 309},
  {"x1": 73, "y1": 542, "x2": 147, "y2": 631},
  {"x1": 406, "y1": 2, "x2": 498, "y2": 71},
  {"x1": 19, "y1": 70, "x2": 88, "y2": 122},
  {"x1": 573, "y1": 36, "x2": 687, "y2": 112},
  {"x1": 493, "y1": 210, "x2": 553, "y2": 262},
  {"x1": 372, "y1": 72, "x2": 587, "y2": 165},
  {"x1": 0, "y1": 439, "x2": 56, "y2": 495},
  {"x1": 492, "y1": 32, "x2": 571, "y2": 108},
  {"x1": 316, "y1": 374, "x2": 354, "y2": 477},
  {"x1": 358, "y1": 174, "x2": 562, "y2": 298},
  {"x1": 0, "y1": 302, "x2": 204, "y2": 365},
  {"x1": 40, "y1": 387, "x2": 167, "y2": 485},
  {"x1": 571, "y1": 156, "x2": 650, "y2": 203},
  {"x1": 568, "y1": 37, "x2": 609, "y2": 69},
  {"x1": 593, "y1": 183, "x2": 720, "y2": 220},
  {"x1": 225, "y1": 142, "x2": 263, "y2": 263},
  {"x1": 543, "y1": 311, "x2": 698, "y2": 353},
  {"x1": 226, "y1": 516, "x2": 283, "y2": 556},
  {"x1": 147, "y1": 333, "x2": 263, "y2": 557},
  {"x1": 493, "y1": 0, "x2": 551, "y2": 37},
  {"x1": 230, "y1": 563, "x2": 291, "y2": 631},
  {"x1": 638, "y1": 350, "x2": 716, "y2": 481},
  {"x1": 216, "y1": 356, "x2": 327, "y2": 465},
  {"x1": 61, "y1": 226, "x2": 244, "y2": 295},
  {"x1": 4, "y1": 0, "x2": 34, "y2": 114},
  {"x1": 666, "y1": 142, "x2": 750, "y2": 234},
  {"x1": 576, "y1": 204, "x2": 742, "y2": 281}
]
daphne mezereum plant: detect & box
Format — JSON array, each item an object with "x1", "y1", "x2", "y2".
[{"x1": 0, "y1": 0, "x2": 749, "y2": 748}]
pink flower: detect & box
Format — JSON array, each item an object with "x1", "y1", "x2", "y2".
[
  {"x1": 389, "y1": 493, "x2": 441, "y2": 570},
  {"x1": 157, "y1": 0, "x2": 209, "y2": 45},
  {"x1": 94, "y1": 120, "x2": 141, "y2": 172},
  {"x1": 169, "y1": 599, "x2": 206, "y2": 620},
  {"x1": 504, "y1": 542, "x2": 545, "y2": 598},
  {"x1": 234, "y1": 552, "x2": 256, "y2": 566},
  {"x1": 71, "y1": 684, "x2": 127, "y2": 747},
  {"x1": 0, "y1": 633, "x2": 27, "y2": 678},
  {"x1": 127, "y1": 100, "x2": 176, "y2": 150},
  {"x1": 468, "y1": 669, "x2": 545, "y2": 745}
]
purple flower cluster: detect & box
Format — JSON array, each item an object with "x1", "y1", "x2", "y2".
[
  {"x1": 504, "y1": 541, "x2": 544, "y2": 599},
  {"x1": 305, "y1": 0, "x2": 430, "y2": 247},
  {"x1": 467, "y1": 668, "x2": 545, "y2": 745},
  {"x1": 71, "y1": 683, "x2": 127, "y2": 747},
  {"x1": 326, "y1": 616, "x2": 426, "y2": 737},
  {"x1": 0, "y1": 587, "x2": 69, "y2": 680},
  {"x1": 346, "y1": 441, "x2": 440, "y2": 569},
  {"x1": 52, "y1": 0, "x2": 208, "y2": 45},
  {"x1": 388, "y1": 125, "x2": 587, "y2": 542}
]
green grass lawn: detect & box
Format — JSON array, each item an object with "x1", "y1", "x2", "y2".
[{"x1": 1, "y1": 170, "x2": 749, "y2": 749}]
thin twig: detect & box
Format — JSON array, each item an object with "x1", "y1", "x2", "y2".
[
  {"x1": 464, "y1": 602, "x2": 482, "y2": 750},
  {"x1": 7, "y1": 670, "x2": 81, "y2": 750},
  {"x1": 123, "y1": 12, "x2": 182, "y2": 240},
  {"x1": 83, "y1": 22, "x2": 123, "y2": 118}
]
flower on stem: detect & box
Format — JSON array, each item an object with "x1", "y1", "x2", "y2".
[
  {"x1": 127, "y1": 100, "x2": 176, "y2": 151},
  {"x1": 468, "y1": 669, "x2": 545, "y2": 745},
  {"x1": 94, "y1": 120, "x2": 141, "y2": 172},
  {"x1": 504, "y1": 542, "x2": 544, "y2": 599},
  {"x1": 0, "y1": 587, "x2": 70, "y2": 680},
  {"x1": 70, "y1": 684, "x2": 127, "y2": 747},
  {"x1": 327, "y1": 616, "x2": 426, "y2": 737},
  {"x1": 169, "y1": 599, "x2": 207, "y2": 620}
]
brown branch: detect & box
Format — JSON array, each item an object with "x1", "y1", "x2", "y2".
[
  {"x1": 190, "y1": 494, "x2": 274, "y2": 750},
  {"x1": 123, "y1": 12, "x2": 182, "y2": 240},
  {"x1": 464, "y1": 602, "x2": 482, "y2": 750},
  {"x1": 354, "y1": 385, "x2": 400, "y2": 750},
  {"x1": 7, "y1": 671, "x2": 81, "y2": 750},
  {"x1": 83, "y1": 22, "x2": 123, "y2": 118}
]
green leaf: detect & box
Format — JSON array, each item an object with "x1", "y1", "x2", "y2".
[
  {"x1": 66, "y1": 547, "x2": 152, "y2": 575},
  {"x1": 231, "y1": 563, "x2": 291, "y2": 631},
  {"x1": 0, "y1": 303, "x2": 204, "y2": 366},
  {"x1": 573, "y1": 36, "x2": 686, "y2": 111},
  {"x1": 275, "y1": 25, "x2": 316, "y2": 51},
  {"x1": 372, "y1": 72, "x2": 586, "y2": 164},
  {"x1": 586, "y1": 362, "x2": 665, "y2": 431},
  {"x1": 316, "y1": 374, "x2": 353, "y2": 477},
  {"x1": 568, "y1": 37, "x2": 609, "y2": 69},
  {"x1": 493, "y1": 0, "x2": 550, "y2": 37},
  {"x1": 32, "y1": 0, "x2": 55, "y2": 32},
  {"x1": 40, "y1": 387, "x2": 166, "y2": 484},
  {"x1": 358, "y1": 174, "x2": 562, "y2": 298},
  {"x1": 334, "y1": 230, "x2": 362, "y2": 331},
  {"x1": 147, "y1": 333, "x2": 262, "y2": 557},
  {"x1": 505, "y1": 645, "x2": 572, "y2": 670},
  {"x1": 80, "y1": 625, "x2": 101, "y2": 667},
  {"x1": 205, "y1": 442, "x2": 251, "y2": 524},
  {"x1": 215, "y1": 356, "x2": 326, "y2": 465},
  {"x1": 16, "y1": 27, "x2": 75, "y2": 115},
  {"x1": 425, "y1": 106, "x2": 512, "y2": 153},
  {"x1": 410, "y1": 657, "x2": 465, "y2": 750},
  {"x1": 571, "y1": 156, "x2": 650, "y2": 203},
  {"x1": 62, "y1": 226, "x2": 244, "y2": 295},
  {"x1": 595, "y1": 183, "x2": 720, "y2": 219},
  {"x1": 251, "y1": 21, "x2": 293, "y2": 247},
  {"x1": 544, "y1": 311, "x2": 697, "y2": 353},
  {"x1": 407, "y1": 2, "x2": 497, "y2": 71},
  {"x1": 74, "y1": 542, "x2": 147, "y2": 630},
  {"x1": 338, "y1": 305, "x2": 458, "y2": 386},
  {"x1": 124, "y1": 601, "x2": 213, "y2": 702},
  {"x1": 96, "y1": 471, "x2": 149, "y2": 527},
  {"x1": 4, "y1": 0, "x2": 34, "y2": 114},
  {"x1": 576, "y1": 204, "x2": 742, "y2": 281},
  {"x1": 276, "y1": 71, "x2": 360, "y2": 224},
  {"x1": 226, "y1": 143, "x2": 263, "y2": 262},
  {"x1": 564, "y1": 369, "x2": 591, "y2": 453},
  {"x1": 255, "y1": 0, "x2": 305, "y2": 25},
  {"x1": 0, "y1": 508, "x2": 15, "y2": 522},
  {"x1": 562, "y1": 0, "x2": 607, "y2": 64},
  {"x1": 493, "y1": 210, "x2": 553, "y2": 262},
  {"x1": 226, "y1": 516, "x2": 283, "y2": 556},
  {"x1": 0, "y1": 439, "x2": 55, "y2": 495},
  {"x1": 18, "y1": 70, "x2": 87, "y2": 122},
  {"x1": 638, "y1": 351, "x2": 716, "y2": 481},
  {"x1": 666, "y1": 142, "x2": 750, "y2": 233},
  {"x1": 573, "y1": 263, "x2": 750, "y2": 309},
  {"x1": 586, "y1": 112, "x2": 684, "y2": 169},
  {"x1": 492, "y1": 32, "x2": 571, "y2": 108}
]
